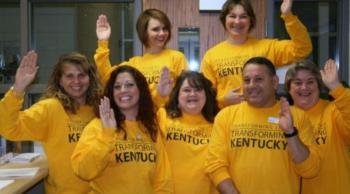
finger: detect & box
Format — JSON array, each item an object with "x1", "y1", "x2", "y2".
[
  {"x1": 27, "y1": 51, "x2": 38, "y2": 70},
  {"x1": 231, "y1": 86, "x2": 241, "y2": 93}
]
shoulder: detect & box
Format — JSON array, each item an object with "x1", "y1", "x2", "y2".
[
  {"x1": 35, "y1": 98, "x2": 64, "y2": 110},
  {"x1": 216, "y1": 103, "x2": 243, "y2": 119},
  {"x1": 205, "y1": 41, "x2": 228, "y2": 54}
]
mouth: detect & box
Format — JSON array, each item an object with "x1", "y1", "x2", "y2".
[
  {"x1": 297, "y1": 91, "x2": 312, "y2": 97},
  {"x1": 71, "y1": 86, "x2": 83, "y2": 91},
  {"x1": 119, "y1": 95, "x2": 132, "y2": 102}
]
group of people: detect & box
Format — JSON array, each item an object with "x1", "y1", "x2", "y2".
[{"x1": 0, "y1": 0, "x2": 349, "y2": 194}]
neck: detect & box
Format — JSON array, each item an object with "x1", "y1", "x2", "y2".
[
  {"x1": 74, "y1": 97, "x2": 86, "y2": 106},
  {"x1": 227, "y1": 35, "x2": 248, "y2": 45},
  {"x1": 121, "y1": 108, "x2": 139, "y2": 121},
  {"x1": 145, "y1": 46, "x2": 164, "y2": 54}
]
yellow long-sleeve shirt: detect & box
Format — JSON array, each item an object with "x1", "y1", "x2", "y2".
[
  {"x1": 205, "y1": 101, "x2": 320, "y2": 194},
  {"x1": 201, "y1": 13, "x2": 312, "y2": 108},
  {"x1": 71, "y1": 118, "x2": 173, "y2": 194},
  {"x1": 0, "y1": 88, "x2": 92, "y2": 194},
  {"x1": 302, "y1": 85, "x2": 350, "y2": 194},
  {"x1": 94, "y1": 42, "x2": 188, "y2": 107},
  {"x1": 157, "y1": 108, "x2": 217, "y2": 194}
]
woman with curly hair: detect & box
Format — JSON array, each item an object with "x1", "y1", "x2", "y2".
[{"x1": 0, "y1": 51, "x2": 103, "y2": 193}]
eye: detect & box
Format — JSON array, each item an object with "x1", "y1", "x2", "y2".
[
  {"x1": 240, "y1": 15, "x2": 249, "y2": 19},
  {"x1": 243, "y1": 78, "x2": 250, "y2": 84},
  {"x1": 78, "y1": 73, "x2": 87, "y2": 79},
  {"x1": 292, "y1": 81, "x2": 302, "y2": 86},
  {"x1": 125, "y1": 82, "x2": 135, "y2": 88},
  {"x1": 114, "y1": 85, "x2": 122, "y2": 90},
  {"x1": 65, "y1": 74, "x2": 74, "y2": 79},
  {"x1": 255, "y1": 77, "x2": 263, "y2": 82}
]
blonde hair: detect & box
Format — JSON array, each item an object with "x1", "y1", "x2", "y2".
[{"x1": 41, "y1": 52, "x2": 103, "y2": 113}]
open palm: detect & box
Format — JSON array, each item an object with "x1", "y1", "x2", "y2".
[
  {"x1": 96, "y1": 14, "x2": 111, "y2": 41},
  {"x1": 14, "y1": 51, "x2": 38, "y2": 93}
]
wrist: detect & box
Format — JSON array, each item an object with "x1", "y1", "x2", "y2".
[
  {"x1": 283, "y1": 127, "x2": 298, "y2": 138},
  {"x1": 11, "y1": 85, "x2": 25, "y2": 98}
]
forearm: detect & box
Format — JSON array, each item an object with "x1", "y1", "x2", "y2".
[
  {"x1": 282, "y1": 13, "x2": 312, "y2": 58},
  {"x1": 72, "y1": 128, "x2": 116, "y2": 180},
  {"x1": 94, "y1": 40, "x2": 113, "y2": 84},
  {"x1": 286, "y1": 135, "x2": 310, "y2": 164}
]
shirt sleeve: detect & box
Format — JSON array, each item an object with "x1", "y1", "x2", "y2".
[
  {"x1": 152, "y1": 134, "x2": 174, "y2": 194},
  {"x1": 205, "y1": 110, "x2": 232, "y2": 186},
  {"x1": 272, "y1": 13, "x2": 313, "y2": 67},
  {"x1": 329, "y1": 85, "x2": 350, "y2": 143},
  {"x1": 94, "y1": 40, "x2": 117, "y2": 85},
  {"x1": 292, "y1": 111, "x2": 320, "y2": 178},
  {"x1": 0, "y1": 88, "x2": 50, "y2": 142},
  {"x1": 71, "y1": 119, "x2": 117, "y2": 181}
]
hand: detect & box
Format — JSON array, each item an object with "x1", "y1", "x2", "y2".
[
  {"x1": 96, "y1": 14, "x2": 111, "y2": 41},
  {"x1": 99, "y1": 96, "x2": 117, "y2": 129},
  {"x1": 320, "y1": 59, "x2": 340, "y2": 90},
  {"x1": 224, "y1": 87, "x2": 244, "y2": 106},
  {"x1": 281, "y1": 0, "x2": 293, "y2": 15},
  {"x1": 279, "y1": 97, "x2": 294, "y2": 133},
  {"x1": 157, "y1": 66, "x2": 174, "y2": 97},
  {"x1": 13, "y1": 50, "x2": 38, "y2": 94}
]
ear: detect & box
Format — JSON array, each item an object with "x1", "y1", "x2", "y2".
[{"x1": 272, "y1": 75, "x2": 279, "y2": 90}]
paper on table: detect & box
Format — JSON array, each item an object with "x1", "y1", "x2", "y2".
[
  {"x1": 0, "y1": 180, "x2": 14, "y2": 190},
  {"x1": 0, "y1": 167, "x2": 39, "y2": 177},
  {"x1": 10, "y1": 153, "x2": 40, "y2": 163}
]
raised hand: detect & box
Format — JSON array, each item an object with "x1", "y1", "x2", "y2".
[
  {"x1": 157, "y1": 66, "x2": 174, "y2": 97},
  {"x1": 13, "y1": 51, "x2": 38, "y2": 94},
  {"x1": 281, "y1": 0, "x2": 293, "y2": 15},
  {"x1": 96, "y1": 14, "x2": 111, "y2": 41},
  {"x1": 99, "y1": 96, "x2": 117, "y2": 129},
  {"x1": 224, "y1": 87, "x2": 244, "y2": 106},
  {"x1": 279, "y1": 97, "x2": 294, "y2": 133},
  {"x1": 320, "y1": 59, "x2": 340, "y2": 91}
]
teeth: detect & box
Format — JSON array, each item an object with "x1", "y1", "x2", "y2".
[{"x1": 120, "y1": 96, "x2": 131, "y2": 101}]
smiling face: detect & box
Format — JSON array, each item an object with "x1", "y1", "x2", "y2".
[
  {"x1": 113, "y1": 72, "x2": 140, "y2": 114},
  {"x1": 178, "y1": 79, "x2": 206, "y2": 115},
  {"x1": 59, "y1": 63, "x2": 90, "y2": 105},
  {"x1": 146, "y1": 18, "x2": 169, "y2": 49},
  {"x1": 225, "y1": 4, "x2": 251, "y2": 40},
  {"x1": 289, "y1": 69, "x2": 320, "y2": 110},
  {"x1": 243, "y1": 64, "x2": 278, "y2": 108}
]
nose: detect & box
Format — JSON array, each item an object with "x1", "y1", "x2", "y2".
[
  {"x1": 189, "y1": 89, "x2": 197, "y2": 96},
  {"x1": 159, "y1": 29, "x2": 165, "y2": 36},
  {"x1": 120, "y1": 84, "x2": 127, "y2": 92},
  {"x1": 300, "y1": 82, "x2": 308, "y2": 89},
  {"x1": 72, "y1": 76, "x2": 80, "y2": 84},
  {"x1": 233, "y1": 17, "x2": 240, "y2": 23}
]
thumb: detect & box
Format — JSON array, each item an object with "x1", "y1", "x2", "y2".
[{"x1": 231, "y1": 87, "x2": 241, "y2": 93}]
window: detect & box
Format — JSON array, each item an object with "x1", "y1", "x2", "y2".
[
  {"x1": 0, "y1": 3, "x2": 20, "y2": 85},
  {"x1": 269, "y1": 0, "x2": 348, "y2": 87},
  {"x1": 32, "y1": 2, "x2": 134, "y2": 84}
]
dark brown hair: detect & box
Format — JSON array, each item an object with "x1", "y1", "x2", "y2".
[
  {"x1": 166, "y1": 71, "x2": 219, "y2": 123},
  {"x1": 136, "y1": 8, "x2": 171, "y2": 48},
  {"x1": 100, "y1": 65, "x2": 158, "y2": 142},
  {"x1": 220, "y1": 0, "x2": 256, "y2": 32}
]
